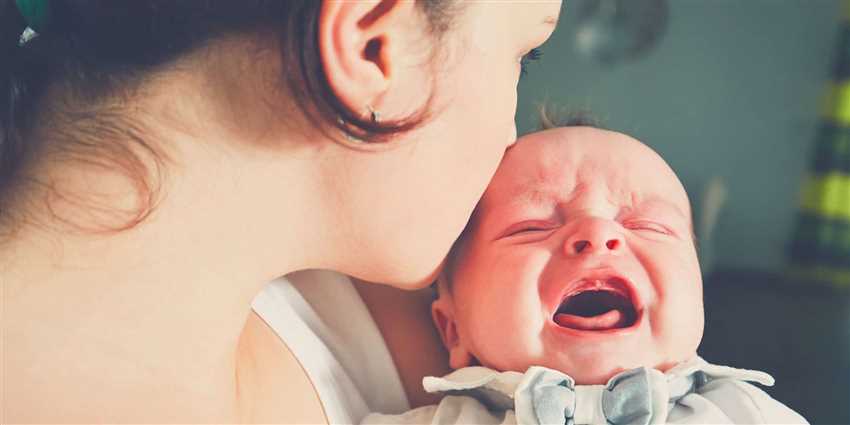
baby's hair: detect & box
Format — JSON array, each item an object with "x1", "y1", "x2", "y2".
[{"x1": 536, "y1": 103, "x2": 604, "y2": 131}]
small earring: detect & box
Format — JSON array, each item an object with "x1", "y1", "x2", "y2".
[{"x1": 367, "y1": 105, "x2": 380, "y2": 124}]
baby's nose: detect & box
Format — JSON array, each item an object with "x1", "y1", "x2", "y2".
[{"x1": 565, "y1": 219, "x2": 623, "y2": 256}]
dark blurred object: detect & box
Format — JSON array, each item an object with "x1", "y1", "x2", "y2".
[
  {"x1": 700, "y1": 269, "x2": 850, "y2": 425},
  {"x1": 573, "y1": 0, "x2": 668, "y2": 66}
]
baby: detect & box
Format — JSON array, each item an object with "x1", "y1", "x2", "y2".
[{"x1": 364, "y1": 124, "x2": 807, "y2": 424}]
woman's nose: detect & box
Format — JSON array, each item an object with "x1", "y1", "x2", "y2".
[{"x1": 564, "y1": 218, "x2": 623, "y2": 257}]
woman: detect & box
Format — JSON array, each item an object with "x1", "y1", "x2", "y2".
[{"x1": 1, "y1": 0, "x2": 561, "y2": 422}]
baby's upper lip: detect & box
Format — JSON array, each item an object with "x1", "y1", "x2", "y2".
[{"x1": 554, "y1": 267, "x2": 643, "y2": 313}]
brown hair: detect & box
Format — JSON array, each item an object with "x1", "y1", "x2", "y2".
[{"x1": 0, "y1": 0, "x2": 459, "y2": 233}]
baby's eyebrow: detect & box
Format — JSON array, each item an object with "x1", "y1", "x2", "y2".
[
  {"x1": 505, "y1": 179, "x2": 564, "y2": 206},
  {"x1": 514, "y1": 187, "x2": 558, "y2": 206},
  {"x1": 640, "y1": 197, "x2": 689, "y2": 219}
]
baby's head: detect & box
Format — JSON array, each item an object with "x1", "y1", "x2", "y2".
[{"x1": 432, "y1": 125, "x2": 703, "y2": 385}]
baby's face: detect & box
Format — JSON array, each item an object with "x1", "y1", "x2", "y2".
[{"x1": 434, "y1": 127, "x2": 703, "y2": 385}]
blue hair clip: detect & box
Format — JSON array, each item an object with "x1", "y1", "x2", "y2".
[{"x1": 16, "y1": 0, "x2": 50, "y2": 46}]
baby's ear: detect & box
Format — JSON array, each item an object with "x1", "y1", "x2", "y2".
[{"x1": 431, "y1": 278, "x2": 475, "y2": 369}]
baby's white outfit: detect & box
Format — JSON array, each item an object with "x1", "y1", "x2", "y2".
[{"x1": 363, "y1": 357, "x2": 807, "y2": 424}]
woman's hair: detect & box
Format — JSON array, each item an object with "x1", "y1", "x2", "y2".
[{"x1": 0, "y1": 0, "x2": 458, "y2": 233}]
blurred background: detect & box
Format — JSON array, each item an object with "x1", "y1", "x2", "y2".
[{"x1": 515, "y1": 0, "x2": 849, "y2": 423}]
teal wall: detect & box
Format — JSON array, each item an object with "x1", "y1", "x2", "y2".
[{"x1": 517, "y1": 0, "x2": 843, "y2": 272}]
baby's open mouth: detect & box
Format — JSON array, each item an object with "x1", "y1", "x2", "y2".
[{"x1": 553, "y1": 279, "x2": 638, "y2": 331}]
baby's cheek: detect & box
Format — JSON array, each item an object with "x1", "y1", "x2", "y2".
[
  {"x1": 649, "y1": 249, "x2": 704, "y2": 349},
  {"x1": 469, "y1": 293, "x2": 546, "y2": 372},
  {"x1": 659, "y1": 277, "x2": 704, "y2": 356},
  {"x1": 660, "y1": 244, "x2": 703, "y2": 298},
  {"x1": 475, "y1": 255, "x2": 550, "y2": 370}
]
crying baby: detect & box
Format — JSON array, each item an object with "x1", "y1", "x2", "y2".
[{"x1": 364, "y1": 125, "x2": 807, "y2": 424}]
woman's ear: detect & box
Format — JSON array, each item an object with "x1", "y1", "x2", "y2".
[
  {"x1": 318, "y1": 0, "x2": 416, "y2": 116},
  {"x1": 431, "y1": 291, "x2": 475, "y2": 369}
]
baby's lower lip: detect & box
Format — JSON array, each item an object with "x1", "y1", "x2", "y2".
[
  {"x1": 554, "y1": 309, "x2": 627, "y2": 330},
  {"x1": 549, "y1": 309, "x2": 644, "y2": 337}
]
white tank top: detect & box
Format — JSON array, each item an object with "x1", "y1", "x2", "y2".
[{"x1": 251, "y1": 270, "x2": 410, "y2": 424}]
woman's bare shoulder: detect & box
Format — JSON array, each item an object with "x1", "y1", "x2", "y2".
[
  {"x1": 4, "y1": 309, "x2": 326, "y2": 423},
  {"x1": 235, "y1": 311, "x2": 328, "y2": 423}
]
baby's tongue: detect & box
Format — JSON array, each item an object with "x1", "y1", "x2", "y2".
[{"x1": 554, "y1": 309, "x2": 625, "y2": 330}]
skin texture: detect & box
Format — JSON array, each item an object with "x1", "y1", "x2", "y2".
[
  {"x1": 433, "y1": 127, "x2": 704, "y2": 385},
  {"x1": 1, "y1": 1, "x2": 561, "y2": 422}
]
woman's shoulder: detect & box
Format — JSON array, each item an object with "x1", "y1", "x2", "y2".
[
  {"x1": 235, "y1": 311, "x2": 328, "y2": 423},
  {"x1": 250, "y1": 271, "x2": 410, "y2": 422}
]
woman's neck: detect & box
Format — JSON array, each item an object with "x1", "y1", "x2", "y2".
[{"x1": 1, "y1": 130, "x2": 329, "y2": 421}]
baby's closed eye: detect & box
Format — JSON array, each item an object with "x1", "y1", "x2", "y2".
[
  {"x1": 622, "y1": 220, "x2": 674, "y2": 235},
  {"x1": 499, "y1": 220, "x2": 560, "y2": 242}
]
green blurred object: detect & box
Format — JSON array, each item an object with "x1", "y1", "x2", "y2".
[
  {"x1": 788, "y1": 0, "x2": 850, "y2": 288},
  {"x1": 15, "y1": 0, "x2": 50, "y2": 32}
]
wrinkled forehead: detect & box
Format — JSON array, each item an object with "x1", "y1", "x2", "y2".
[{"x1": 480, "y1": 127, "x2": 691, "y2": 215}]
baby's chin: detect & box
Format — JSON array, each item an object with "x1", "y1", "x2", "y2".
[
  {"x1": 517, "y1": 347, "x2": 698, "y2": 386},
  {"x1": 530, "y1": 362, "x2": 633, "y2": 386},
  {"x1": 569, "y1": 361, "x2": 659, "y2": 385},
  {"x1": 544, "y1": 357, "x2": 652, "y2": 386}
]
